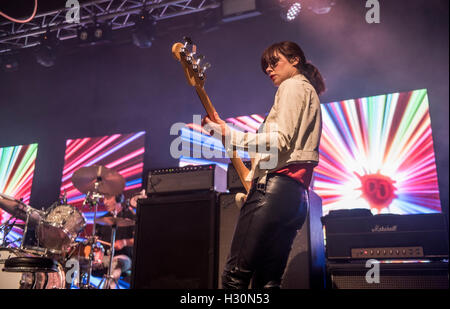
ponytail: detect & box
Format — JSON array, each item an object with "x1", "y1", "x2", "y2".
[
  {"x1": 301, "y1": 61, "x2": 326, "y2": 96},
  {"x1": 261, "y1": 41, "x2": 326, "y2": 96}
]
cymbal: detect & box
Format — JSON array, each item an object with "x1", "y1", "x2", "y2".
[
  {"x1": 72, "y1": 165, "x2": 125, "y2": 196},
  {"x1": 0, "y1": 193, "x2": 42, "y2": 228},
  {"x1": 0, "y1": 193, "x2": 21, "y2": 203},
  {"x1": 96, "y1": 216, "x2": 135, "y2": 227}
]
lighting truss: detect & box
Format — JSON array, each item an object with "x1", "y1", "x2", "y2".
[{"x1": 0, "y1": 0, "x2": 221, "y2": 53}]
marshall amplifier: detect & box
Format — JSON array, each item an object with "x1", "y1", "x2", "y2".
[
  {"x1": 321, "y1": 211, "x2": 449, "y2": 260},
  {"x1": 226, "y1": 161, "x2": 252, "y2": 192},
  {"x1": 146, "y1": 164, "x2": 227, "y2": 194},
  {"x1": 327, "y1": 260, "x2": 449, "y2": 289}
]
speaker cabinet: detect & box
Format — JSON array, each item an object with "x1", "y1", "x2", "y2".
[
  {"x1": 218, "y1": 190, "x2": 326, "y2": 289},
  {"x1": 217, "y1": 193, "x2": 241, "y2": 289},
  {"x1": 131, "y1": 191, "x2": 219, "y2": 289},
  {"x1": 327, "y1": 261, "x2": 449, "y2": 289}
]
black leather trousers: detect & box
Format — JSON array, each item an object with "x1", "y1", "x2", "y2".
[{"x1": 222, "y1": 174, "x2": 309, "y2": 289}]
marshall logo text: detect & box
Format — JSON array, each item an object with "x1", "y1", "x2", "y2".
[{"x1": 371, "y1": 225, "x2": 398, "y2": 232}]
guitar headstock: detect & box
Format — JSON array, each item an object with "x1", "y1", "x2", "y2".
[{"x1": 172, "y1": 37, "x2": 211, "y2": 88}]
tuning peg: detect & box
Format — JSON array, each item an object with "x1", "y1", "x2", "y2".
[
  {"x1": 191, "y1": 55, "x2": 205, "y2": 71},
  {"x1": 195, "y1": 54, "x2": 205, "y2": 64},
  {"x1": 180, "y1": 37, "x2": 194, "y2": 57},
  {"x1": 183, "y1": 36, "x2": 193, "y2": 46},
  {"x1": 198, "y1": 63, "x2": 210, "y2": 80},
  {"x1": 202, "y1": 62, "x2": 211, "y2": 71},
  {"x1": 186, "y1": 44, "x2": 198, "y2": 64}
]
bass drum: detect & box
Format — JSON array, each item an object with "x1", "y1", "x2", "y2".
[{"x1": 0, "y1": 248, "x2": 65, "y2": 289}]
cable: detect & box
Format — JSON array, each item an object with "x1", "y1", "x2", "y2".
[{"x1": 0, "y1": 0, "x2": 38, "y2": 23}]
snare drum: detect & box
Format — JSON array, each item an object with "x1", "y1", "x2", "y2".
[
  {"x1": 0, "y1": 247, "x2": 65, "y2": 289},
  {"x1": 38, "y1": 204, "x2": 86, "y2": 251}
]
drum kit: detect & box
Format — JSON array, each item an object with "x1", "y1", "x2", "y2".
[{"x1": 0, "y1": 165, "x2": 139, "y2": 289}]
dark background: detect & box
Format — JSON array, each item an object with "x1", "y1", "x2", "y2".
[{"x1": 0, "y1": 0, "x2": 448, "y2": 215}]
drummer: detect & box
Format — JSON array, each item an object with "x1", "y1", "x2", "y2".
[{"x1": 94, "y1": 193, "x2": 136, "y2": 288}]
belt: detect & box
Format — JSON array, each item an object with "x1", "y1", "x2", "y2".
[{"x1": 252, "y1": 173, "x2": 308, "y2": 194}]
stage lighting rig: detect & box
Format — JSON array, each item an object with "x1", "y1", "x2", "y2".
[
  {"x1": 278, "y1": 0, "x2": 335, "y2": 22},
  {"x1": 131, "y1": 11, "x2": 156, "y2": 49},
  {"x1": 279, "y1": 1, "x2": 302, "y2": 22},
  {"x1": 1, "y1": 54, "x2": 19, "y2": 72},
  {"x1": 77, "y1": 26, "x2": 90, "y2": 42},
  {"x1": 35, "y1": 31, "x2": 58, "y2": 68},
  {"x1": 0, "y1": 0, "x2": 224, "y2": 54},
  {"x1": 307, "y1": 0, "x2": 335, "y2": 14},
  {"x1": 76, "y1": 22, "x2": 112, "y2": 45},
  {"x1": 93, "y1": 22, "x2": 112, "y2": 42}
]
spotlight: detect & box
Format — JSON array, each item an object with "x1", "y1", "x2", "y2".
[
  {"x1": 77, "y1": 26, "x2": 90, "y2": 42},
  {"x1": 35, "y1": 31, "x2": 58, "y2": 67},
  {"x1": 77, "y1": 22, "x2": 112, "y2": 45},
  {"x1": 285, "y1": 2, "x2": 301, "y2": 21},
  {"x1": 308, "y1": 0, "x2": 335, "y2": 14},
  {"x1": 36, "y1": 45, "x2": 56, "y2": 67},
  {"x1": 1, "y1": 54, "x2": 19, "y2": 72},
  {"x1": 279, "y1": 1, "x2": 302, "y2": 22},
  {"x1": 131, "y1": 11, "x2": 155, "y2": 48},
  {"x1": 92, "y1": 22, "x2": 112, "y2": 42}
]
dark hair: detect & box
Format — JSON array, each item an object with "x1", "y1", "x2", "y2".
[
  {"x1": 115, "y1": 193, "x2": 124, "y2": 203},
  {"x1": 261, "y1": 41, "x2": 326, "y2": 95}
]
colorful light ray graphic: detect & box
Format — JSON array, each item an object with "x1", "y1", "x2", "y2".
[
  {"x1": 178, "y1": 89, "x2": 441, "y2": 215},
  {"x1": 178, "y1": 114, "x2": 263, "y2": 168},
  {"x1": 0, "y1": 143, "x2": 38, "y2": 245},
  {"x1": 60, "y1": 132, "x2": 146, "y2": 225},
  {"x1": 315, "y1": 89, "x2": 441, "y2": 215}
]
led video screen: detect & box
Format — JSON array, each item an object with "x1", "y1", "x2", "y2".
[
  {"x1": 0, "y1": 143, "x2": 38, "y2": 245},
  {"x1": 315, "y1": 89, "x2": 440, "y2": 215},
  {"x1": 60, "y1": 132, "x2": 146, "y2": 225},
  {"x1": 178, "y1": 89, "x2": 441, "y2": 215}
]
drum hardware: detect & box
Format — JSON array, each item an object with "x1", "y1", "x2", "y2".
[
  {"x1": 72, "y1": 165, "x2": 125, "y2": 288},
  {"x1": 0, "y1": 193, "x2": 43, "y2": 229},
  {"x1": 21, "y1": 207, "x2": 33, "y2": 250},
  {"x1": 93, "y1": 216, "x2": 135, "y2": 289},
  {"x1": 98, "y1": 211, "x2": 119, "y2": 289},
  {"x1": 67, "y1": 237, "x2": 105, "y2": 277},
  {"x1": 1, "y1": 165, "x2": 128, "y2": 289},
  {"x1": 82, "y1": 190, "x2": 102, "y2": 289},
  {"x1": 0, "y1": 217, "x2": 18, "y2": 247},
  {"x1": 0, "y1": 193, "x2": 44, "y2": 249},
  {"x1": 0, "y1": 248, "x2": 65, "y2": 289},
  {"x1": 71, "y1": 165, "x2": 125, "y2": 289},
  {"x1": 96, "y1": 216, "x2": 135, "y2": 228},
  {"x1": 1, "y1": 193, "x2": 74, "y2": 289}
]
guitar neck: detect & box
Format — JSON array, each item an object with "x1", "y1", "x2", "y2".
[
  {"x1": 195, "y1": 86, "x2": 217, "y2": 120},
  {"x1": 194, "y1": 86, "x2": 251, "y2": 193}
]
